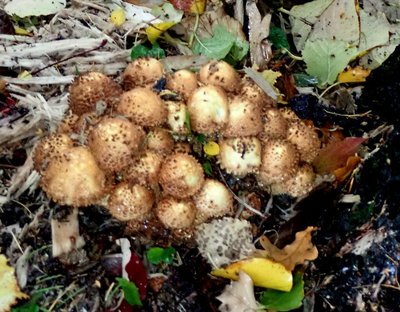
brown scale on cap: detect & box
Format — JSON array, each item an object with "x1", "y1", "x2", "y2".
[
  {"x1": 146, "y1": 128, "x2": 175, "y2": 155},
  {"x1": 258, "y1": 139, "x2": 300, "y2": 185},
  {"x1": 241, "y1": 78, "x2": 276, "y2": 109},
  {"x1": 40, "y1": 146, "x2": 106, "y2": 207},
  {"x1": 280, "y1": 107, "x2": 300, "y2": 121},
  {"x1": 87, "y1": 117, "x2": 145, "y2": 172},
  {"x1": 159, "y1": 153, "x2": 204, "y2": 198},
  {"x1": 69, "y1": 72, "x2": 122, "y2": 116},
  {"x1": 193, "y1": 179, "x2": 233, "y2": 224},
  {"x1": 287, "y1": 120, "x2": 321, "y2": 163},
  {"x1": 259, "y1": 108, "x2": 289, "y2": 141},
  {"x1": 187, "y1": 85, "x2": 229, "y2": 134},
  {"x1": 33, "y1": 133, "x2": 74, "y2": 173},
  {"x1": 122, "y1": 57, "x2": 164, "y2": 90},
  {"x1": 156, "y1": 197, "x2": 197, "y2": 229},
  {"x1": 57, "y1": 110, "x2": 79, "y2": 134},
  {"x1": 125, "y1": 150, "x2": 164, "y2": 186},
  {"x1": 166, "y1": 69, "x2": 198, "y2": 100},
  {"x1": 173, "y1": 142, "x2": 192, "y2": 154},
  {"x1": 218, "y1": 137, "x2": 262, "y2": 177},
  {"x1": 107, "y1": 182, "x2": 154, "y2": 221},
  {"x1": 223, "y1": 96, "x2": 263, "y2": 137},
  {"x1": 117, "y1": 87, "x2": 167, "y2": 127},
  {"x1": 199, "y1": 60, "x2": 241, "y2": 92}
]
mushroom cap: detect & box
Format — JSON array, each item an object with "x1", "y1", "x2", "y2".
[
  {"x1": 88, "y1": 117, "x2": 145, "y2": 172},
  {"x1": 108, "y1": 182, "x2": 154, "y2": 221},
  {"x1": 258, "y1": 139, "x2": 300, "y2": 185},
  {"x1": 194, "y1": 179, "x2": 233, "y2": 224},
  {"x1": 33, "y1": 133, "x2": 74, "y2": 173},
  {"x1": 146, "y1": 128, "x2": 175, "y2": 155},
  {"x1": 125, "y1": 150, "x2": 164, "y2": 186},
  {"x1": 159, "y1": 153, "x2": 204, "y2": 198},
  {"x1": 57, "y1": 110, "x2": 80, "y2": 134},
  {"x1": 187, "y1": 85, "x2": 229, "y2": 134},
  {"x1": 122, "y1": 57, "x2": 164, "y2": 89},
  {"x1": 116, "y1": 87, "x2": 167, "y2": 127},
  {"x1": 279, "y1": 107, "x2": 300, "y2": 121},
  {"x1": 40, "y1": 146, "x2": 106, "y2": 207},
  {"x1": 69, "y1": 72, "x2": 122, "y2": 116},
  {"x1": 199, "y1": 60, "x2": 241, "y2": 92},
  {"x1": 259, "y1": 108, "x2": 289, "y2": 141},
  {"x1": 287, "y1": 120, "x2": 320, "y2": 163},
  {"x1": 166, "y1": 69, "x2": 198, "y2": 99},
  {"x1": 223, "y1": 96, "x2": 263, "y2": 137},
  {"x1": 270, "y1": 164, "x2": 316, "y2": 197},
  {"x1": 165, "y1": 100, "x2": 189, "y2": 135},
  {"x1": 156, "y1": 197, "x2": 197, "y2": 229},
  {"x1": 241, "y1": 78, "x2": 276, "y2": 109},
  {"x1": 173, "y1": 142, "x2": 192, "y2": 154},
  {"x1": 218, "y1": 137, "x2": 262, "y2": 177}
]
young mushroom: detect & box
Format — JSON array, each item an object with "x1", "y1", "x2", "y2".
[
  {"x1": 156, "y1": 197, "x2": 197, "y2": 229},
  {"x1": 166, "y1": 69, "x2": 198, "y2": 100},
  {"x1": 125, "y1": 150, "x2": 164, "y2": 187},
  {"x1": 145, "y1": 128, "x2": 175, "y2": 155},
  {"x1": 122, "y1": 57, "x2": 164, "y2": 89},
  {"x1": 199, "y1": 60, "x2": 241, "y2": 92}
]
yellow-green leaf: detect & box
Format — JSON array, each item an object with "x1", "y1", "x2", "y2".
[
  {"x1": 204, "y1": 141, "x2": 220, "y2": 156},
  {"x1": 110, "y1": 7, "x2": 126, "y2": 27},
  {"x1": 146, "y1": 22, "x2": 176, "y2": 44}
]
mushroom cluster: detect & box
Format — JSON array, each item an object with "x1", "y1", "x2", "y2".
[{"x1": 33, "y1": 58, "x2": 322, "y2": 233}]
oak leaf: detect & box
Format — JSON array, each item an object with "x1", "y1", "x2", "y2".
[{"x1": 256, "y1": 227, "x2": 318, "y2": 271}]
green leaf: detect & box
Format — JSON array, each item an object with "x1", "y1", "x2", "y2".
[
  {"x1": 116, "y1": 277, "x2": 142, "y2": 306},
  {"x1": 147, "y1": 247, "x2": 176, "y2": 265},
  {"x1": 293, "y1": 73, "x2": 319, "y2": 87},
  {"x1": 195, "y1": 134, "x2": 207, "y2": 144},
  {"x1": 229, "y1": 36, "x2": 249, "y2": 62},
  {"x1": 184, "y1": 110, "x2": 192, "y2": 133},
  {"x1": 11, "y1": 293, "x2": 41, "y2": 312},
  {"x1": 203, "y1": 161, "x2": 213, "y2": 176},
  {"x1": 268, "y1": 26, "x2": 290, "y2": 50},
  {"x1": 260, "y1": 273, "x2": 304, "y2": 311},
  {"x1": 302, "y1": 39, "x2": 358, "y2": 87},
  {"x1": 131, "y1": 43, "x2": 166, "y2": 60}
]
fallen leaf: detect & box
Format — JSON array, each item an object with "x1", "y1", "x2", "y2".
[
  {"x1": 4, "y1": 0, "x2": 66, "y2": 17},
  {"x1": 110, "y1": 7, "x2": 126, "y2": 27},
  {"x1": 203, "y1": 141, "x2": 220, "y2": 156},
  {"x1": 261, "y1": 69, "x2": 282, "y2": 86},
  {"x1": 256, "y1": 227, "x2": 318, "y2": 271},
  {"x1": 216, "y1": 271, "x2": 260, "y2": 312},
  {"x1": 313, "y1": 137, "x2": 366, "y2": 174},
  {"x1": 0, "y1": 254, "x2": 29, "y2": 312},
  {"x1": 333, "y1": 155, "x2": 361, "y2": 183},
  {"x1": 338, "y1": 66, "x2": 371, "y2": 83},
  {"x1": 146, "y1": 22, "x2": 176, "y2": 44},
  {"x1": 170, "y1": 0, "x2": 206, "y2": 14}
]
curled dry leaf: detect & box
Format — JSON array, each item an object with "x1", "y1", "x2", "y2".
[{"x1": 255, "y1": 226, "x2": 318, "y2": 271}]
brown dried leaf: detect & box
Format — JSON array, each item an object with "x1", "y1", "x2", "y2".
[{"x1": 257, "y1": 227, "x2": 318, "y2": 271}]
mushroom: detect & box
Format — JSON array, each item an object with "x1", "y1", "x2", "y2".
[
  {"x1": 87, "y1": 117, "x2": 145, "y2": 172},
  {"x1": 187, "y1": 85, "x2": 229, "y2": 134},
  {"x1": 156, "y1": 197, "x2": 197, "y2": 229},
  {"x1": 165, "y1": 100, "x2": 189, "y2": 135},
  {"x1": 286, "y1": 120, "x2": 320, "y2": 163},
  {"x1": 223, "y1": 96, "x2": 263, "y2": 137},
  {"x1": 159, "y1": 153, "x2": 204, "y2": 198},
  {"x1": 69, "y1": 72, "x2": 122, "y2": 116},
  {"x1": 146, "y1": 128, "x2": 175, "y2": 155},
  {"x1": 258, "y1": 139, "x2": 300, "y2": 185},
  {"x1": 199, "y1": 60, "x2": 241, "y2": 92},
  {"x1": 241, "y1": 77, "x2": 276, "y2": 109},
  {"x1": 122, "y1": 57, "x2": 164, "y2": 90},
  {"x1": 218, "y1": 137, "x2": 262, "y2": 177},
  {"x1": 117, "y1": 87, "x2": 167, "y2": 127},
  {"x1": 40, "y1": 146, "x2": 106, "y2": 207},
  {"x1": 259, "y1": 108, "x2": 288, "y2": 141},
  {"x1": 125, "y1": 150, "x2": 164, "y2": 187},
  {"x1": 166, "y1": 69, "x2": 198, "y2": 99},
  {"x1": 108, "y1": 182, "x2": 154, "y2": 221},
  {"x1": 194, "y1": 179, "x2": 233, "y2": 224}
]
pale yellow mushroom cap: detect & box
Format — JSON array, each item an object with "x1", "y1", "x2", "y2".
[
  {"x1": 156, "y1": 197, "x2": 197, "y2": 229},
  {"x1": 199, "y1": 60, "x2": 241, "y2": 92}
]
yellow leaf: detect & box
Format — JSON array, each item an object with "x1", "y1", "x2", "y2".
[
  {"x1": 212, "y1": 258, "x2": 293, "y2": 291},
  {"x1": 261, "y1": 69, "x2": 282, "y2": 86},
  {"x1": 146, "y1": 22, "x2": 176, "y2": 44},
  {"x1": 14, "y1": 27, "x2": 32, "y2": 36},
  {"x1": 0, "y1": 254, "x2": 29, "y2": 312},
  {"x1": 203, "y1": 141, "x2": 220, "y2": 156},
  {"x1": 110, "y1": 7, "x2": 126, "y2": 27},
  {"x1": 18, "y1": 70, "x2": 32, "y2": 79},
  {"x1": 256, "y1": 226, "x2": 318, "y2": 271},
  {"x1": 338, "y1": 66, "x2": 371, "y2": 83},
  {"x1": 189, "y1": 0, "x2": 206, "y2": 14}
]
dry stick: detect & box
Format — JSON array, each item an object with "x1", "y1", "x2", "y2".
[{"x1": 30, "y1": 39, "x2": 108, "y2": 76}]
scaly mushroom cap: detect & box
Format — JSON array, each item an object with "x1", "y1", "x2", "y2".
[
  {"x1": 159, "y1": 153, "x2": 204, "y2": 198},
  {"x1": 165, "y1": 100, "x2": 189, "y2": 135},
  {"x1": 87, "y1": 117, "x2": 145, "y2": 172},
  {"x1": 40, "y1": 146, "x2": 106, "y2": 207},
  {"x1": 117, "y1": 87, "x2": 167, "y2": 127},
  {"x1": 125, "y1": 150, "x2": 163, "y2": 186},
  {"x1": 258, "y1": 139, "x2": 300, "y2": 185},
  {"x1": 108, "y1": 182, "x2": 154, "y2": 221},
  {"x1": 259, "y1": 108, "x2": 289, "y2": 141},
  {"x1": 173, "y1": 142, "x2": 192, "y2": 154},
  {"x1": 122, "y1": 57, "x2": 164, "y2": 89},
  {"x1": 194, "y1": 179, "x2": 233, "y2": 224},
  {"x1": 279, "y1": 107, "x2": 299, "y2": 121},
  {"x1": 241, "y1": 78, "x2": 276, "y2": 109},
  {"x1": 33, "y1": 133, "x2": 74, "y2": 173},
  {"x1": 156, "y1": 197, "x2": 197, "y2": 229},
  {"x1": 187, "y1": 85, "x2": 229, "y2": 134},
  {"x1": 270, "y1": 164, "x2": 316, "y2": 197},
  {"x1": 57, "y1": 110, "x2": 79, "y2": 134},
  {"x1": 287, "y1": 120, "x2": 320, "y2": 163},
  {"x1": 218, "y1": 137, "x2": 262, "y2": 177},
  {"x1": 146, "y1": 128, "x2": 175, "y2": 155},
  {"x1": 199, "y1": 60, "x2": 241, "y2": 92},
  {"x1": 223, "y1": 96, "x2": 263, "y2": 137},
  {"x1": 166, "y1": 69, "x2": 198, "y2": 99},
  {"x1": 69, "y1": 72, "x2": 122, "y2": 116}
]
